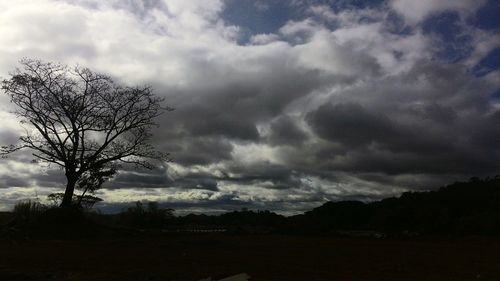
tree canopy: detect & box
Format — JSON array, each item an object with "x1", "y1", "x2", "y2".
[{"x1": 1, "y1": 59, "x2": 170, "y2": 207}]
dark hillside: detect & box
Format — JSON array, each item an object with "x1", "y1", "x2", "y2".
[
  {"x1": 304, "y1": 176, "x2": 500, "y2": 235},
  {"x1": 1, "y1": 177, "x2": 498, "y2": 237}
]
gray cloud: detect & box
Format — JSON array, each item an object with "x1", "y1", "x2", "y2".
[
  {"x1": 306, "y1": 102, "x2": 396, "y2": 147},
  {"x1": 306, "y1": 102, "x2": 453, "y2": 155},
  {"x1": 223, "y1": 162, "x2": 303, "y2": 190},
  {"x1": 0, "y1": 129, "x2": 20, "y2": 146},
  {"x1": 0, "y1": 176, "x2": 31, "y2": 189},
  {"x1": 267, "y1": 115, "x2": 308, "y2": 146},
  {"x1": 160, "y1": 135, "x2": 234, "y2": 166},
  {"x1": 0, "y1": 0, "x2": 498, "y2": 214}
]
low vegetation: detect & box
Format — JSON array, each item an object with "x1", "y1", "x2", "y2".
[
  {"x1": 1, "y1": 176, "x2": 499, "y2": 238},
  {"x1": 12, "y1": 200, "x2": 47, "y2": 222}
]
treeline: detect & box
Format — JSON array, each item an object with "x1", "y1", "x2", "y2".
[
  {"x1": 289, "y1": 176, "x2": 500, "y2": 235},
  {"x1": 94, "y1": 204, "x2": 285, "y2": 234},
  {"x1": 3, "y1": 176, "x2": 500, "y2": 237},
  {"x1": 107, "y1": 176, "x2": 500, "y2": 235}
]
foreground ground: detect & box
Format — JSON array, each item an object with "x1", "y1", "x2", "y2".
[{"x1": 0, "y1": 234, "x2": 499, "y2": 281}]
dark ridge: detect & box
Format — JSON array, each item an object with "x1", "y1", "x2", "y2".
[{"x1": 1, "y1": 176, "x2": 499, "y2": 238}]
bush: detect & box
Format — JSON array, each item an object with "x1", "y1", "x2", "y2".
[
  {"x1": 120, "y1": 201, "x2": 174, "y2": 228},
  {"x1": 13, "y1": 200, "x2": 48, "y2": 222}
]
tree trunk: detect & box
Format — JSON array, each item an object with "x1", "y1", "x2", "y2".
[{"x1": 61, "y1": 175, "x2": 77, "y2": 208}]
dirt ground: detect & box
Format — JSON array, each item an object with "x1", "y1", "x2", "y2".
[{"x1": 0, "y1": 234, "x2": 499, "y2": 281}]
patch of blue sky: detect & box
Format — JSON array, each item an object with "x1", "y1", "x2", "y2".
[
  {"x1": 472, "y1": 0, "x2": 500, "y2": 31},
  {"x1": 472, "y1": 47, "x2": 500, "y2": 77},
  {"x1": 491, "y1": 89, "x2": 500, "y2": 100},
  {"x1": 422, "y1": 11, "x2": 474, "y2": 63},
  {"x1": 221, "y1": 0, "x2": 387, "y2": 44},
  {"x1": 383, "y1": 11, "x2": 413, "y2": 35},
  {"x1": 222, "y1": 0, "x2": 298, "y2": 44}
]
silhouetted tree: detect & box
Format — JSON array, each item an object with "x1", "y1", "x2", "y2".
[
  {"x1": 120, "y1": 201, "x2": 174, "y2": 228},
  {"x1": 47, "y1": 193, "x2": 103, "y2": 210},
  {"x1": 1, "y1": 59, "x2": 170, "y2": 208}
]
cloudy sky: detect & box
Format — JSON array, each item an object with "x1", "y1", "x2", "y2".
[{"x1": 0, "y1": 0, "x2": 498, "y2": 215}]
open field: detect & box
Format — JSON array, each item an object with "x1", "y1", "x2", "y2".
[{"x1": 1, "y1": 235, "x2": 499, "y2": 281}]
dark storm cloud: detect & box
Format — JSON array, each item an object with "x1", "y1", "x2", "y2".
[
  {"x1": 32, "y1": 169, "x2": 66, "y2": 188},
  {"x1": 166, "y1": 169, "x2": 220, "y2": 191},
  {"x1": 326, "y1": 149, "x2": 496, "y2": 175},
  {"x1": 0, "y1": 0, "x2": 498, "y2": 213},
  {"x1": 306, "y1": 102, "x2": 452, "y2": 155},
  {"x1": 298, "y1": 103, "x2": 500, "y2": 176},
  {"x1": 418, "y1": 103, "x2": 458, "y2": 125},
  {"x1": 160, "y1": 135, "x2": 234, "y2": 166},
  {"x1": 127, "y1": 37, "x2": 497, "y2": 202},
  {"x1": 106, "y1": 165, "x2": 220, "y2": 191},
  {"x1": 0, "y1": 175, "x2": 31, "y2": 188},
  {"x1": 471, "y1": 110, "x2": 500, "y2": 149},
  {"x1": 223, "y1": 162, "x2": 303, "y2": 190},
  {"x1": 174, "y1": 177, "x2": 219, "y2": 191},
  {"x1": 110, "y1": 172, "x2": 217, "y2": 190},
  {"x1": 108, "y1": 167, "x2": 170, "y2": 188},
  {"x1": 150, "y1": 34, "x2": 383, "y2": 170},
  {"x1": 149, "y1": 60, "x2": 341, "y2": 167},
  {"x1": 267, "y1": 115, "x2": 308, "y2": 146},
  {"x1": 338, "y1": 61, "x2": 494, "y2": 114},
  {"x1": 168, "y1": 69, "x2": 329, "y2": 139},
  {"x1": 183, "y1": 108, "x2": 260, "y2": 141},
  {"x1": 271, "y1": 55, "x2": 500, "y2": 180},
  {"x1": 306, "y1": 102, "x2": 396, "y2": 147}
]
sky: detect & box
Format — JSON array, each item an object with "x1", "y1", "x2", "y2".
[{"x1": 0, "y1": 0, "x2": 499, "y2": 215}]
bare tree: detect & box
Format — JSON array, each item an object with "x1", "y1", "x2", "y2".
[{"x1": 1, "y1": 59, "x2": 170, "y2": 208}]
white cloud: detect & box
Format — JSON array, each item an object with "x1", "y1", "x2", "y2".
[
  {"x1": 249, "y1": 33, "x2": 280, "y2": 45},
  {"x1": 0, "y1": 0, "x2": 498, "y2": 213},
  {"x1": 391, "y1": 0, "x2": 486, "y2": 24}
]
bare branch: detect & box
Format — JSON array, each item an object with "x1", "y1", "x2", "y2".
[{"x1": 1, "y1": 59, "x2": 170, "y2": 207}]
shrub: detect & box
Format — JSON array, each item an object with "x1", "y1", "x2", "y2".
[
  {"x1": 13, "y1": 200, "x2": 48, "y2": 221},
  {"x1": 120, "y1": 201, "x2": 174, "y2": 228}
]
